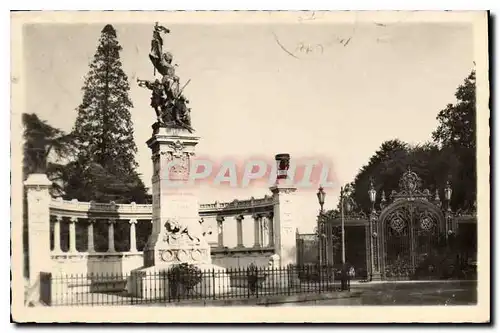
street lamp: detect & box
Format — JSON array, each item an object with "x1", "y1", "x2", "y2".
[
  {"x1": 345, "y1": 197, "x2": 353, "y2": 213},
  {"x1": 444, "y1": 180, "x2": 453, "y2": 239},
  {"x1": 444, "y1": 181, "x2": 452, "y2": 211},
  {"x1": 367, "y1": 180, "x2": 377, "y2": 281},
  {"x1": 317, "y1": 186, "x2": 326, "y2": 213},
  {"x1": 316, "y1": 186, "x2": 326, "y2": 266},
  {"x1": 368, "y1": 180, "x2": 377, "y2": 211}
]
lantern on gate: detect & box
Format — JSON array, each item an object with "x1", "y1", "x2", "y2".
[
  {"x1": 368, "y1": 180, "x2": 377, "y2": 211},
  {"x1": 317, "y1": 186, "x2": 326, "y2": 213}
]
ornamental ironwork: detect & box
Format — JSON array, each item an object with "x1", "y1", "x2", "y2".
[
  {"x1": 376, "y1": 167, "x2": 447, "y2": 280},
  {"x1": 418, "y1": 210, "x2": 437, "y2": 232},
  {"x1": 390, "y1": 166, "x2": 433, "y2": 202},
  {"x1": 389, "y1": 215, "x2": 406, "y2": 233},
  {"x1": 317, "y1": 209, "x2": 368, "y2": 223},
  {"x1": 398, "y1": 166, "x2": 422, "y2": 193}
]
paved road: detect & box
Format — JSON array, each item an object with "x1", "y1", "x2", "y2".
[{"x1": 274, "y1": 281, "x2": 477, "y2": 306}]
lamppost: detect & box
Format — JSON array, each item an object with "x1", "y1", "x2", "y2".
[
  {"x1": 317, "y1": 186, "x2": 326, "y2": 266},
  {"x1": 317, "y1": 186, "x2": 326, "y2": 214},
  {"x1": 444, "y1": 180, "x2": 454, "y2": 243},
  {"x1": 368, "y1": 180, "x2": 377, "y2": 280},
  {"x1": 368, "y1": 182, "x2": 377, "y2": 212}
]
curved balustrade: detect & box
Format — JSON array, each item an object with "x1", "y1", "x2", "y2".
[
  {"x1": 199, "y1": 195, "x2": 275, "y2": 211},
  {"x1": 50, "y1": 195, "x2": 275, "y2": 219},
  {"x1": 48, "y1": 196, "x2": 277, "y2": 274}
]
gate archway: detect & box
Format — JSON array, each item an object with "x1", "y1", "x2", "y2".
[{"x1": 376, "y1": 168, "x2": 446, "y2": 280}]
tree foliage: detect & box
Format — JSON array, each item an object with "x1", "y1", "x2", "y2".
[
  {"x1": 432, "y1": 70, "x2": 477, "y2": 209},
  {"x1": 22, "y1": 113, "x2": 76, "y2": 196},
  {"x1": 339, "y1": 70, "x2": 476, "y2": 213},
  {"x1": 64, "y1": 24, "x2": 147, "y2": 203}
]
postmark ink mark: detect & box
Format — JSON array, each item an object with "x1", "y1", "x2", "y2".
[
  {"x1": 298, "y1": 11, "x2": 317, "y2": 23},
  {"x1": 272, "y1": 32, "x2": 299, "y2": 59},
  {"x1": 296, "y1": 42, "x2": 324, "y2": 55}
]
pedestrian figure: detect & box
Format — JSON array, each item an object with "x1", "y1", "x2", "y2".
[
  {"x1": 348, "y1": 265, "x2": 355, "y2": 290},
  {"x1": 247, "y1": 263, "x2": 259, "y2": 295},
  {"x1": 349, "y1": 266, "x2": 355, "y2": 279},
  {"x1": 340, "y1": 262, "x2": 351, "y2": 291}
]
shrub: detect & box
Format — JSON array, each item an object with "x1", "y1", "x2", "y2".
[
  {"x1": 412, "y1": 252, "x2": 470, "y2": 280},
  {"x1": 246, "y1": 263, "x2": 269, "y2": 293},
  {"x1": 167, "y1": 263, "x2": 203, "y2": 296}
]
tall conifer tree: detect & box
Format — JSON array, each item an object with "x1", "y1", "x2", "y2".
[{"x1": 66, "y1": 24, "x2": 147, "y2": 203}]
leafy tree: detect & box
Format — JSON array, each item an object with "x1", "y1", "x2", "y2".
[
  {"x1": 433, "y1": 71, "x2": 476, "y2": 150},
  {"x1": 65, "y1": 24, "x2": 147, "y2": 203},
  {"x1": 432, "y1": 70, "x2": 476, "y2": 210},
  {"x1": 348, "y1": 141, "x2": 461, "y2": 213},
  {"x1": 340, "y1": 70, "x2": 476, "y2": 213},
  {"x1": 63, "y1": 160, "x2": 147, "y2": 203},
  {"x1": 22, "y1": 113, "x2": 75, "y2": 194},
  {"x1": 350, "y1": 139, "x2": 410, "y2": 212}
]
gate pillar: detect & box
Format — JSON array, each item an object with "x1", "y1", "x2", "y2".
[
  {"x1": 369, "y1": 210, "x2": 382, "y2": 280},
  {"x1": 24, "y1": 174, "x2": 53, "y2": 286}
]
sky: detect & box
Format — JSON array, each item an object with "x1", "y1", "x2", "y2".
[{"x1": 22, "y1": 20, "x2": 474, "y2": 233}]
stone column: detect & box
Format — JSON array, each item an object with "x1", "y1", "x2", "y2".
[
  {"x1": 108, "y1": 219, "x2": 116, "y2": 253},
  {"x1": 253, "y1": 213, "x2": 261, "y2": 248},
  {"x1": 235, "y1": 215, "x2": 244, "y2": 247},
  {"x1": 216, "y1": 216, "x2": 225, "y2": 248},
  {"x1": 129, "y1": 219, "x2": 138, "y2": 252},
  {"x1": 260, "y1": 215, "x2": 267, "y2": 247},
  {"x1": 53, "y1": 215, "x2": 62, "y2": 253},
  {"x1": 24, "y1": 174, "x2": 53, "y2": 285},
  {"x1": 270, "y1": 153, "x2": 298, "y2": 267},
  {"x1": 143, "y1": 126, "x2": 210, "y2": 268},
  {"x1": 69, "y1": 217, "x2": 77, "y2": 253},
  {"x1": 267, "y1": 212, "x2": 274, "y2": 247},
  {"x1": 87, "y1": 219, "x2": 95, "y2": 253}
]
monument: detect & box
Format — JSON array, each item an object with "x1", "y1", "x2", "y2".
[
  {"x1": 129, "y1": 23, "x2": 230, "y2": 299},
  {"x1": 270, "y1": 154, "x2": 298, "y2": 268}
]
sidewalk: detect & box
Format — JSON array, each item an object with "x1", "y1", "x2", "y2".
[
  {"x1": 349, "y1": 279, "x2": 477, "y2": 285},
  {"x1": 139, "y1": 291, "x2": 362, "y2": 307}
]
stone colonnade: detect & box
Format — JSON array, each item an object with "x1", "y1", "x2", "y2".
[
  {"x1": 215, "y1": 212, "x2": 274, "y2": 249},
  {"x1": 51, "y1": 216, "x2": 145, "y2": 253},
  {"x1": 50, "y1": 211, "x2": 277, "y2": 255}
]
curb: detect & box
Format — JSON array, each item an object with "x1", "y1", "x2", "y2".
[{"x1": 154, "y1": 291, "x2": 362, "y2": 307}]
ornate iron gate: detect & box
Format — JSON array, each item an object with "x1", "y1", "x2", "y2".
[{"x1": 377, "y1": 169, "x2": 446, "y2": 280}]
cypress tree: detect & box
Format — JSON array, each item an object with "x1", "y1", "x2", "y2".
[{"x1": 66, "y1": 24, "x2": 147, "y2": 204}]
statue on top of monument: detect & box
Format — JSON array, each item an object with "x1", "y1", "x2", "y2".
[
  {"x1": 139, "y1": 22, "x2": 194, "y2": 133},
  {"x1": 137, "y1": 78, "x2": 165, "y2": 124},
  {"x1": 149, "y1": 22, "x2": 171, "y2": 76}
]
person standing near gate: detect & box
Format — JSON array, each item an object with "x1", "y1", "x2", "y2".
[
  {"x1": 340, "y1": 262, "x2": 349, "y2": 291},
  {"x1": 348, "y1": 265, "x2": 355, "y2": 290}
]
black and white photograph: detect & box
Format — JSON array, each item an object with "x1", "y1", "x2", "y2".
[{"x1": 10, "y1": 10, "x2": 490, "y2": 323}]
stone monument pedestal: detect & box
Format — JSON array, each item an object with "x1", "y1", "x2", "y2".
[
  {"x1": 128, "y1": 263, "x2": 231, "y2": 300},
  {"x1": 128, "y1": 126, "x2": 231, "y2": 299}
]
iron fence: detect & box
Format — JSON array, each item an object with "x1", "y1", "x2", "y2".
[{"x1": 42, "y1": 264, "x2": 345, "y2": 306}]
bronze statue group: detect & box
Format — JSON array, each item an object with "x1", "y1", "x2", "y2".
[{"x1": 138, "y1": 23, "x2": 193, "y2": 132}]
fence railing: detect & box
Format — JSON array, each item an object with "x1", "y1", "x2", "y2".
[{"x1": 42, "y1": 265, "x2": 346, "y2": 306}]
